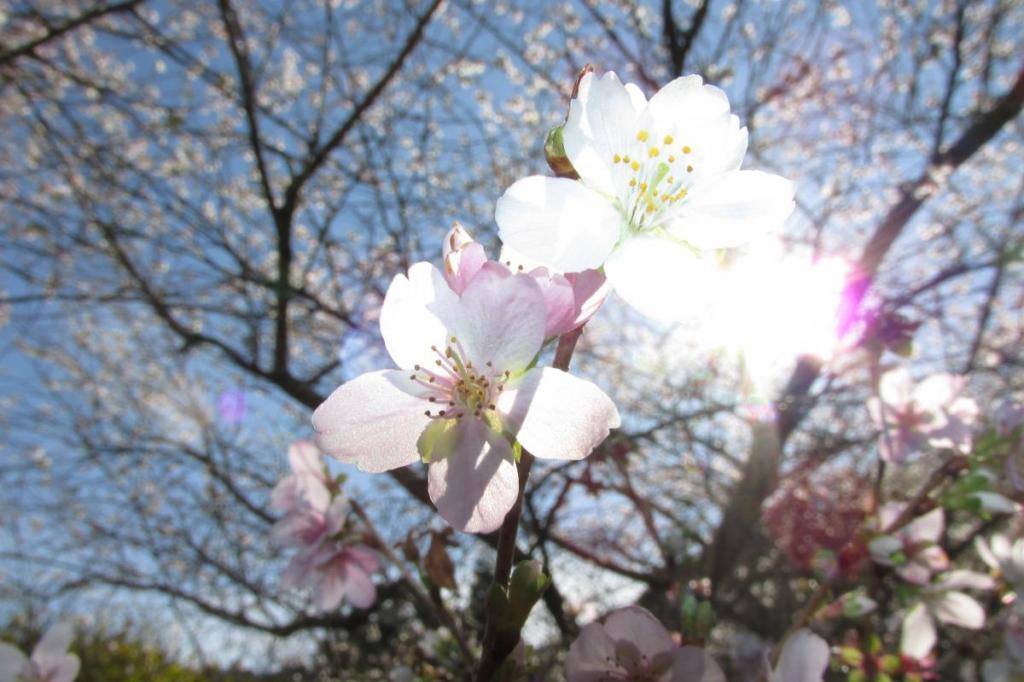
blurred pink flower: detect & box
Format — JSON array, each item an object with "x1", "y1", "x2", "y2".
[
  {"x1": 565, "y1": 606, "x2": 725, "y2": 681},
  {"x1": 283, "y1": 543, "x2": 379, "y2": 611},
  {"x1": 313, "y1": 262, "x2": 619, "y2": 533},
  {"x1": 270, "y1": 440, "x2": 330, "y2": 514},
  {"x1": 441, "y1": 222, "x2": 608, "y2": 338},
  {"x1": 869, "y1": 506, "x2": 949, "y2": 585},
  {"x1": 0, "y1": 623, "x2": 80, "y2": 682},
  {"x1": 867, "y1": 369, "x2": 977, "y2": 462}
]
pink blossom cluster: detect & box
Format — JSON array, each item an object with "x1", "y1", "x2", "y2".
[
  {"x1": 271, "y1": 441, "x2": 378, "y2": 610},
  {"x1": 0, "y1": 624, "x2": 79, "y2": 682}
]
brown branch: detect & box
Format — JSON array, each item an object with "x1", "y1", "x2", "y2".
[
  {"x1": 0, "y1": 0, "x2": 145, "y2": 66},
  {"x1": 662, "y1": 0, "x2": 711, "y2": 76}
]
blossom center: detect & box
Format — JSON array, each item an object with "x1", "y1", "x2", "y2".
[
  {"x1": 610, "y1": 129, "x2": 695, "y2": 233},
  {"x1": 409, "y1": 336, "x2": 510, "y2": 421}
]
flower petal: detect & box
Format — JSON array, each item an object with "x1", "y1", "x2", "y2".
[
  {"x1": 646, "y1": 74, "x2": 731, "y2": 121},
  {"x1": 931, "y1": 591, "x2": 986, "y2": 629},
  {"x1": 380, "y1": 262, "x2": 460, "y2": 370},
  {"x1": 446, "y1": 271, "x2": 546, "y2": 372},
  {"x1": 0, "y1": 643, "x2": 28, "y2": 680},
  {"x1": 496, "y1": 176, "x2": 621, "y2": 273},
  {"x1": 312, "y1": 565, "x2": 347, "y2": 612},
  {"x1": 312, "y1": 370, "x2": 428, "y2": 473},
  {"x1": 427, "y1": 418, "x2": 518, "y2": 533},
  {"x1": 773, "y1": 629, "x2": 830, "y2": 682},
  {"x1": 601, "y1": 606, "x2": 674, "y2": 661},
  {"x1": 878, "y1": 368, "x2": 915, "y2": 409},
  {"x1": 903, "y1": 507, "x2": 944, "y2": 544},
  {"x1": 901, "y1": 602, "x2": 937, "y2": 660},
  {"x1": 565, "y1": 621, "x2": 620, "y2": 681},
  {"x1": 498, "y1": 367, "x2": 619, "y2": 461},
  {"x1": 673, "y1": 647, "x2": 727, "y2": 682},
  {"x1": 604, "y1": 235, "x2": 720, "y2": 322},
  {"x1": 33, "y1": 623, "x2": 73, "y2": 660},
  {"x1": 564, "y1": 71, "x2": 645, "y2": 196},
  {"x1": 937, "y1": 570, "x2": 996, "y2": 592},
  {"x1": 668, "y1": 170, "x2": 794, "y2": 250},
  {"x1": 342, "y1": 564, "x2": 376, "y2": 609}
]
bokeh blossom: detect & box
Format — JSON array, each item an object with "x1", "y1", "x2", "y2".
[
  {"x1": 313, "y1": 262, "x2": 619, "y2": 532},
  {"x1": 0, "y1": 623, "x2": 79, "y2": 682},
  {"x1": 271, "y1": 442, "x2": 378, "y2": 610},
  {"x1": 867, "y1": 369, "x2": 978, "y2": 462},
  {"x1": 496, "y1": 70, "x2": 794, "y2": 321},
  {"x1": 564, "y1": 605, "x2": 724, "y2": 681}
]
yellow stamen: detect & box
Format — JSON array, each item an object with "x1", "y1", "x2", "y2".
[
  {"x1": 637, "y1": 130, "x2": 649, "y2": 142},
  {"x1": 648, "y1": 147, "x2": 660, "y2": 158}
]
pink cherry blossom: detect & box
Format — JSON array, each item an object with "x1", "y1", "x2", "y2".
[
  {"x1": 900, "y1": 569, "x2": 994, "y2": 660},
  {"x1": 565, "y1": 606, "x2": 725, "y2": 681},
  {"x1": 282, "y1": 543, "x2": 379, "y2": 611},
  {"x1": 270, "y1": 440, "x2": 331, "y2": 514},
  {"x1": 441, "y1": 222, "x2": 608, "y2": 338},
  {"x1": 0, "y1": 623, "x2": 80, "y2": 682},
  {"x1": 867, "y1": 368, "x2": 978, "y2": 462},
  {"x1": 869, "y1": 506, "x2": 948, "y2": 585},
  {"x1": 766, "y1": 628, "x2": 830, "y2": 682},
  {"x1": 313, "y1": 262, "x2": 620, "y2": 533}
]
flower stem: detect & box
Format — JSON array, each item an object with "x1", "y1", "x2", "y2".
[{"x1": 475, "y1": 327, "x2": 583, "y2": 681}]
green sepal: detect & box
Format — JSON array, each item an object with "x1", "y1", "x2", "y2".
[{"x1": 417, "y1": 418, "x2": 459, "y2": 463}]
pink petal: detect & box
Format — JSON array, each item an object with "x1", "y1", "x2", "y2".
[
  {"x1": 931, "y1": 591, "x2": 985, "y2": 629},
  {"x1": 498, "y1": 367, "x2": 619, "y2": 461},
  {"x1": 565, "y1": 621, "x2": 621, "y2": 681},
  {"x1": 601, "y1": 606, "x2": 674, "y2": 661},
  {"x1": 312, "y1": 370, "x2": 428, "y2": 473},
  {"x1": 527, "y1": 268, "x2": 577, "y2": 338},
  {"x1": 426, "y1": 418, "x2": 518, "y2": 533},
  {"x1": 446, "y1": 271, "x2": 546, "y2": 373},
  {"x1": 772, "y1": 629, "x2": 829, "y2": 682},
  {"x1": 913, "y1": 373, "x2": 964, "y2": 412},
  {"x1": 379, "y1": 262, "x2": 460, "y2": 370},
  {"x1": 342, "y1": 564, "x2": 377, "y2": 609},
  {"x1": 901, "y1": 602, "x2": 937, "y2": 659},
  {"x1": 32, "y1": 624, "x2": 73, "y2": 661},
  {"x1": 442, "y1": 223, "x2": 489, "y2": 294},
  {"x1": 312, "y1": 564, "x2": 347, "y2": 612},
  {"x1": 937, "y1": 570, "x2": 996, "y2": 592},
  {"x1": 288, "y1": 440, "x2": 322, "y2": 479},
  {"x1": 566, "y1": 269, "x2": 610, "y2": 330},
  {"x1": 346, "y1": 545, "x2": 380, "y2": 574},
  {"x1": 41, "y1": 656, "x2": 80, "y2": 682}
]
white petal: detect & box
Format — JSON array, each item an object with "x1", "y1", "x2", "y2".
[
  {"x1": 604, "y1": 235, "x2": 721, "y2": 322},
  {"x1": 931, "y1": 591, "x2": 986, "y2": 629},
  {"x1": 902, "y1": 507, "x2": 944, "y2": 544},
  {"x1": 646, "y1": 74, "x2": 731, "y2": 122},
  {"x1": 975, "y1": 536, "x2": 1001, "y2": 571},
  {"x1": 446, "y1": 272, "x2": 545, "y2": 372},
  {"x1": 497, "y1": 367, "x2": 619, "y2": 461},
  {"x1": 914, "y1": 373, "x2": 964, "y2": 412},
  {"x1": 972, "y1": 491, "x2": 1020, "y2": 515},
  {"x1": 379, "y1": 261, "x2": 459, "y2": 370},
  {"x1": 901, "y1": 602, "x2": 937, "y2": 659},
  {"x1": 33, "y1": 623, "x2": 73, "y2": 660},
  {"x1": 496, "y1": 176, "x2": 621, "y2": 273},
  {"x1": 773, "y1": 629, "x2": 830, "y2": 682},
  {"x1": 43, "y1": 656, "x2": 80, "y2": 682},
  {"x1": 564, "y1": 71, "x2": 644, "y2": 196},
  {"x1": 288, "y1": 440, "x2": 322, "y2": 480},
  {"x1": 312, "y1": 370, "x2": 427, "y2": 473},
  {"x1": 879, "y1": 368, "x2": 915, "y2": 409},
  {"x1": 937, "y1": 570, "x2": 996, "y2": 592},
  {"x1": 427, "y1": 418, "x2": 518, "y2": 533},
  {"x1": 668, "y1": 170, "x2": 794, "y2": 250},
  {"x1": 0, "y1": 643, "x2": 28, "y2": 680}
]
